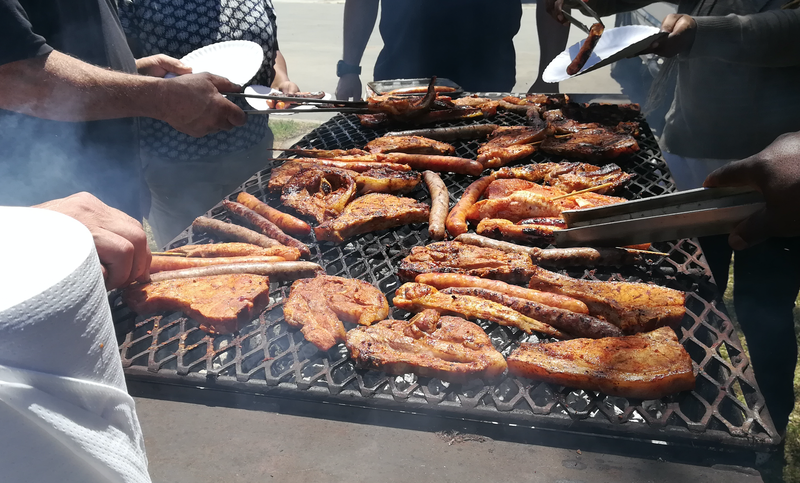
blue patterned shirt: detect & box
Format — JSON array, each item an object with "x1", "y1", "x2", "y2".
[{"x1": 119, "y1": 0, "x2": 277, "y2": 160}]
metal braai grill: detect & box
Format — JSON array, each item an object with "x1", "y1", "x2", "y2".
[{"x1": 112, "y1": 96, "x2": 779, "y2": 453}]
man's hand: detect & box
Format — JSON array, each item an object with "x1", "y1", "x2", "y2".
[
  {"x1": 136, "y1": 54, "x2": 192, "y2": 78},
  {"x1": 642, "y1": 14, "x2": 697, "y2": 57},
  {"x1": 158, "y1": 73, "x2": 247, "y2": 137},
  {"x1": 703, "y1": 132, "x2": 800, "y2": 250},
  {"x1": 336, "y1": 74, "x2": 362, "y2": 100},
  {"x1": 274, "y1": 80, "x2": 300, "y2": 95},
  {"x1": 35, "y1": 192, "x2": 152, "y2": 290},
  {"x1": 545, "y1": 0, "x2": 570, "y2": 24}
]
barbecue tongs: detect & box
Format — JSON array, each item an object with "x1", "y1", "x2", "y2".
[
  {"x1": 560, "y1": 0, "x2": 603, "y2": 34},
  {"x1": 553, "y1": 187, "x2": 765, "y2": 248}
]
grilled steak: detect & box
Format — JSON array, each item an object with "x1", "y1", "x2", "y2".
[
  {"x1": 540, "y1": 129, "x2": 639, "y2": 161},
  {"x1": 365, "y1": 135, "x2": 456, "y2": 155},
  {"x1": 398, "y1": 241, "x2": 535, "y2": 284},
  {"x1": 123, "y1": 274, "x2": 271, "y2": 335},
  {"x1": 270, "y1": 161, "x2": 420, "y2": 195},
  {"x1": 476, "y1": 218, "x2": 566, "y2": 245},
  {"x1": 281, "y1": 167, "x2": 357, "y2": 223},
  {"x1": 346, "y1": 310, "x2": 508, "y2": 383},
  {"x1": 527, "y1": 266, "x2": 686, "y2": 333},
  {"x1": 283, "y1": 275, "x2": 389, "y2": 351},
  {"x1": 507, "y1": 327, "x2": 695, "y2": 399},
  {"x1": 314, "y1": 193, "x2": 430, "y2": 243},
  {"x1": 494, "y1": 161, "x2": 633, "y2": 195},
  {"x1": 476, "y1": 125, "x2": 551, "y2": 168}
]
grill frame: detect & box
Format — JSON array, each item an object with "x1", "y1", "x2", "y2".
[{"x1": 113, "y1": 94, "x2": 780, "y2": 455}]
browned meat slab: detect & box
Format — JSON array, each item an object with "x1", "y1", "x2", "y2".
[
  {"x1": 394, "y1": 283, "x2": 566, "y2": 337},
  {"x1": 281, "y1": 167, "x2": 357, "y2": 223},
  {"x1": 476, "y1": 125, "x2": 551, "y2": 168},
  {"x1": 346, "y1": 310, "x2": 507, "y2": 383},
  {"x1": 366, "y1": 136, "x2": 456, "y2": 155},
  {"x1": 269, "y1": 161, "x2": 419, "y2": 195},
  {"x1": 398, "y1": 241, "x2": 535, "y2": 284},
  {"x1": 507, "y1": 327, "x2": 695, "y2": 399},
  {"x1": 314, "y1": 193, "x2": 430, "y2": 243},
  {"x1": 123, "y1": 274, "x2": 271, "y2": 335},
  {"x1": 562, "y1": 102, "x2": 641, "y2": 124},
  {"x1": 540, "y1": 130, "x2": 639, "y2": 161},
  {"x1": 476, "y1": 218, "x2": 566, "y2": 245},
  {"x1": 494, "y1": 161, "x2": 633, "y2": 195},
  {"x1": 284, "y1": 275, "x2": 389, "y2": 351},
  {"x1": 527, "y1": 266, "x2": 686, "y2": 333}
]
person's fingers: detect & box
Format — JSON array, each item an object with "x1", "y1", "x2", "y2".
[
  {"x1": 728, "y1": 207, "x2": 776, "y2": 251},
  {"x1": 157, "y1": 54, "x2": 192, "y2": 75},
  {"x1": 119, "y1": 224, "x2": 151, "y2": 287},
  {"x1": 93, "y1": 228, "x2": 136, "y2": 290},
  {"x1": 207, "y1": 73, "x2": 242, "y2": 94},
  {"x1": 703, "y1": 156, "x2": 761, "y2": 188},
  {"x1": 222, "y1": 99, "x2": 247, "y2": 127},
  {"x1": 660, "y1": 13, "x2": 681, "y2": 33}
]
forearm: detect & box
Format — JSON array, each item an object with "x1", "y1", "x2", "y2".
[
  {"x1": 271, "y1": 50, "x2": 291, "y2": 88},
  {"x1": 342, "y1": 0, "x2": 379, "y2": 66},
  {"x1": 0, "y1": 50, "x2": 166, "y2": 122},
  {"x1": 690, "y1": 10, "x2": 800, "y2": 66}
]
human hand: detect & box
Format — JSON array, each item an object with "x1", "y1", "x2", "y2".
[
  {"x1": 136, "y1": 54, "x2": 192, "y2": 78},
  {"x1": 335, "y1": 74, "x2": 362, "y2": 100},
  {"x1": 274, "y1": 80, "x2": 300, "y2": 95},
  {"x1": 641, "y1": 14, "x2": 697, "y2": 57},
  {"x1": 158, "y1": 73, "x2": 247, "y2": 137},
  {"x1": 545, "y1": 0, "x2": 571, "y2": 25},
  {"x1": 35, "y1": 192, "x2": 152, "y2": 290},
  {"x1": 703, "y1": 132, "x2": 800, "y2": 250}
]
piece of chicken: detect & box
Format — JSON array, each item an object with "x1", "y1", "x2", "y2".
[
  {"x1": 283, "y1": 275, "x2": 389, "y2": 351},
  {"x1": 507, "y1": 326, "x2": 695, "y2": 399},
  {"x1": 281, "y1": 167, "x2": 357, "y2": 223},
  {"x1": 476, "y1": 218, "x2": 566, "y2": 245},
  {"x1": 527, "y1": 266, "x2": 686, "y2": 333},
  {"x1": 367, "y1": 77, "x2": 437, "y2": 122},
  {"x1": 494, "y1": 161, "x2": 632, "y2": 195},
  {"x1": 365, "y1": 135, "x2": 456, "y2": 155},
  {"x1": 165, "y1": 242, "x2": 301, "y2": 261},
  {"x1": 476, "y1": 124, "x2": 552, "y2": 168},
  {"x1": 346, "y1": 309, "x2": 508, "y2": 383},
  {"x1": 394, "y1": 283, "x2": 566, "y2": 337},
  {"x1": 269, "y1": 161, "x2": 419, "y2": 195},
  {"x1": 314, "y1": 193, "x2": 430, "y2": 243},
  {"x1": 398, "y1": 241, "x2": 535, "y2": 284},
  {"x1": 123, "y1": 274, "x2": 271, "y2": 335}
]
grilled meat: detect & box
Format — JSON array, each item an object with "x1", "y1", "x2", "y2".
[
  {"x1": 527, "y1": 266, "x2": 686, "y2": 333},
  {"x1": 269, "y1": 161, "x2": 419, "y2": 195},
  {"x1": 562, "y1": 102, "x2": 641, "y2": 124},
  {"x1": 123, "y1": 274, "x2": 271, "y2": 335},
  {"x1": 480, "y1": 178, "x2": 625, "y2": 208},
  {"x1": 398, "y1": 241, "x2": 535, "y2": 284},
  {"x1": 540, "y1": 129, "x2": 639, "y2": 161},
  {"x1": 507, "y1": 327, "x2": 695, "y2": 399},
  {"x1": 165, "y1": 242, "x2": 301, "y2": 261},
  {"x1": 439, "y1": 287, "x2": 622, "y2": 339},
  {"x1": 358, "y1": 107, "x2": 484, "y2": 128},
  {"x1": 283, "y1": 275, "x2": 389, "y2": 351},
  {"x1": 281, "y1": 148, "x2": 370, "y2": 158},
  {"x1": 281, "y1": 167, "x2": 357, "y2": 223},
  {"x1": 346, "y1": 309, "x2": 508, "y2": 383},
  {"x1": 567, "y1": 22, "x2": 604, "y2": 75},
  {"x1": 367, "y1": 77, "x2": 437, "y2": 122},
  {"x1": 314, "y1": 193, "x2": 430, "y2": 243},
  {"x1": 365, "y1": 135, "x2": 456, "y2": 155},
  {"x1": 494, "y1": 161, "x2": 632, "y2": 195},
  {"x1": 476, "y1": 125, "x2": 552, "y2": 168},
  {"x1": 476, "y1": 218, "x2": 566, "y2": 245},
  {"x1": 394, "y1": 283, "x2": 567, "y2": 337}
]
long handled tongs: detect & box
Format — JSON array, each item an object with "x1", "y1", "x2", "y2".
[
  {"x1": 224, "y1": 92, "x2": 370, "y2": 114},
  {"x1": 553, "y1": 187, "x2": 765, "y2": 247},
  {"x1": 561, "y1": 0, "x2": 604, "y2": 33}
]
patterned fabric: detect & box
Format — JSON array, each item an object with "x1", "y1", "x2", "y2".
[{"x1": 119, "y1": 0, "x2": 277, "y2": 160}]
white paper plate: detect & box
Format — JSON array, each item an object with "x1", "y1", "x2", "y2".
[
  {"x1": 243, "y1": 85, "x2": 333, "y2": 116},
  {"x1": 543, "y1": 26, "x2": 666, "y2": 83},
  {"x1": 174, "y1": 40, "x2": 264, "y2": 85}
]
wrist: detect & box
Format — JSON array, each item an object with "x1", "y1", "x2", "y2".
[
  {"x1": 138, "y1": 76, "x2": 171, "y2": 121},
  {"x1": 337, "y1": 60, "x2": 361, "y2": 77}
]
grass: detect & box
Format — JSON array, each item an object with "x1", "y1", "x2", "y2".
[
  {"x1": 268, "y1": 118, "x2": 320, "y2": 148},
  {"x1": 722, "y1": 261, "x2": 800, "y2": 481}
]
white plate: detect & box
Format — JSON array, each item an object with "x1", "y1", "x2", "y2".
[
  {"x1": 172, "y1": 40, "x2": 264, "y2": 85},
  {"x1": 243, "y1": 85, "x2": 333, "y2": 115},
  {"x1": 543, "y1": 26, "x2": 666, "y2": 83}
]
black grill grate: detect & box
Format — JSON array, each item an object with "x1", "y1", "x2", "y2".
[{"x1": 113, "y1": 100, "x2": 779, "y2": 452}]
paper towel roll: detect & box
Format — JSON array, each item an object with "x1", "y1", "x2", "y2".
[{"x1": 0, "y1": 207, "x2": 151, "y2": 483}]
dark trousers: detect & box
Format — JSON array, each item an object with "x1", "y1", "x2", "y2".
[{"x1": 700, "y1": 235, "x2": 800, "y2": 433}]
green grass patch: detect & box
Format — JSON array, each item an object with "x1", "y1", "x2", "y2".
[{"x1": 268, "y1": 119, "x2": 320, "y2": 146}]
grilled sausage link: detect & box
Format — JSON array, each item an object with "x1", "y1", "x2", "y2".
[
  {"x1": 445, "y1": 174, "x2": 496, "y2": 237},
  {"x1": 222, "y1": 200, "x2": 310, "y2": 257},
  {"x1": 236, "y1": 192, "x2": 312, "y2": 237},
  {"x1": 422, "y1": 171, "x2": 448, "y2": 240}
]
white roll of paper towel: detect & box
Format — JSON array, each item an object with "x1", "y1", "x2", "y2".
[{"x1": 0, "y1": 207, "x2": 151, "y2": 483}]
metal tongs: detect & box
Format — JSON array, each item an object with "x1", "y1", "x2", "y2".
[
  {"x1": 560, "y1": 0, "x2": 603, "y2": 34},
  {"x1": 224, "y1": 92, "x2": 370, "y2": 114},
  {"x1": 553, "y1": 187, "x2": 765, "y2": 247}
]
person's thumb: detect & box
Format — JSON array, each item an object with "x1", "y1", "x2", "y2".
[
  {"x1": 728, "y1": 206, "x2": 774, "y2": 250},
  {"x1": 703, "y1": 156, "x2": 760, "y2": 189},
  {"x1": 207, "y1": 74, "x2": 243, "y2": 94}
]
